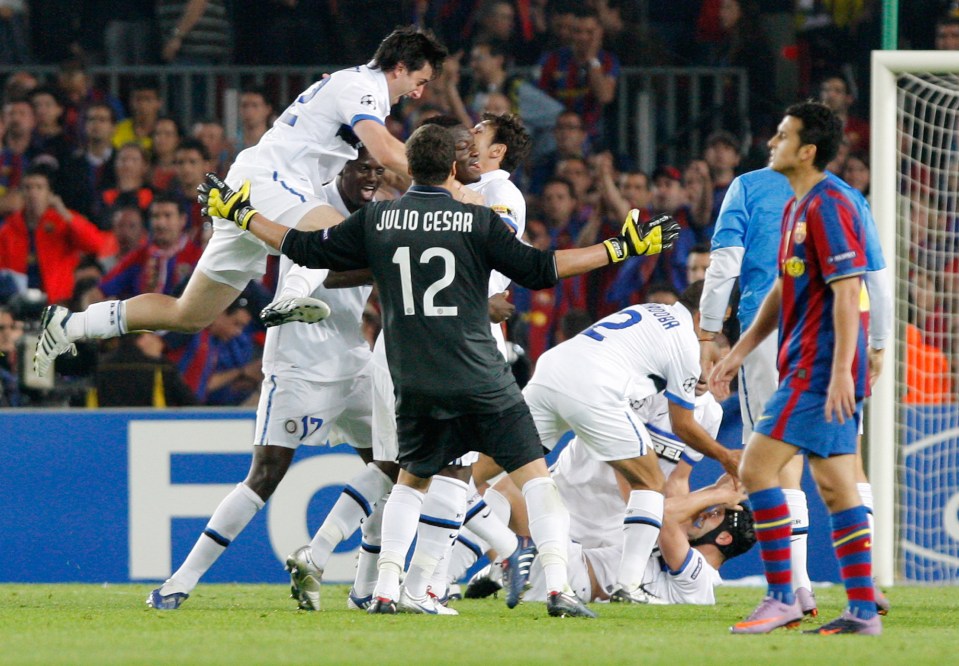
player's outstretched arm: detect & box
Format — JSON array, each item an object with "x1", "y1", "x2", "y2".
[
  {"x1": 353, "y1": 120, "x2": 410, "y2": 188},
  {"x1": 658, "y1": 475, "x2": 745, "y2": 572}
]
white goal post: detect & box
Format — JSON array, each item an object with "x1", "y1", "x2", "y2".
[{"x1": 871, "y1": 51, "x2": 959, "y2": 586}]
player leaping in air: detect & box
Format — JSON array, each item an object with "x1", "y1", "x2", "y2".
[{"x1": 33, "y1": 26, "x2": 448, "y2": 376}]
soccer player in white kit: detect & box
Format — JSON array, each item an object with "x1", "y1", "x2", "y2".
[
  {"x1": 34, "y1": 26, "x2": 448, "y2": 376},
  {"x1": 522, "y1": 281, "x2": 742, "y2": 603},
  {"x1": 146, "y1": 149, "x2": 393, "y2": 610}
]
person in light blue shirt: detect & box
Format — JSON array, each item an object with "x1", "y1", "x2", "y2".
[{"x1": 699, "y1": 166, "x2": 892, "y2": 617}]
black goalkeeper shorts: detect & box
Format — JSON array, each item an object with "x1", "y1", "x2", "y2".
[{"x1": 396, "y1": 400, "x2": 544, "y2": 479}]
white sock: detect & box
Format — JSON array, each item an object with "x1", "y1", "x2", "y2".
[
  {"x1": 445, "y1": 526, "x2": 488, "y2": 583},
  {"x1": 858, "y1": 482, "x2": 875, "y2": 539},
  {"x1": 352, "y1": 492, "x2": 387, "y2": 599},
  {"x1": 484, "y1": 486, "x2": 512, "y2": 525},
  {"x1": 162, "y1": 483, "x2": 264, "y2": 595},
  {"x1": 464, "y1": 492, "x2": 518, "y2": 562},
  {"x1": 784, "y1": 488, "x2": 812, "y2": 591},
  {"x1": 522, "y1": 476, "x2": 569, "y2": 594},
  {"x1": 373, "y1": 484, "x2": 424, "y2": 601},
  {"x1": 66, "y1": 300, "x2": 127, "y2": 340},
  {"x1": 617, "y1": 489, "x2": 664, "y2": 591},
  {"x1": 309, "y1": 463, "x2": 393, "y2": 568},
  {"x1": 404, "y1": 476, "x2": 468, "y2": 599}
]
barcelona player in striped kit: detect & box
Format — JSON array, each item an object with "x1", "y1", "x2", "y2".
[{"x1": 710, "y1": 101, "x2": 880, "y2": 635}]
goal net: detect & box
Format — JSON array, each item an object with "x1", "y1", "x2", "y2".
[{"x1": 872, "y1": 51, "x2": 959, "y2": 584}]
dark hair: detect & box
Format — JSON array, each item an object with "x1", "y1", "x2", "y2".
[
  {"x1": 678, "y1": 279, "x2": 704, "y2": 313},
  {"x1": 689, "y1": 242, "x2": 711, "y2": 256},
  {"x1": 473, "y1": 38, "x2": 510, "y2": 61},
  {"x1": 406, "y1": 124, "x2": 455, "y2": 185},
  {"x1": 86, "y1": 101, "x2": 116, "y2": 123},
  {"x1": 370, "y1": 26, "x2": 448, "y2": 78},
  {"x1": 151, "y1": 191, "x2": 183, "y2": 211},
  {"x1": 936, "y1": 15, "x2": 959, "y2": 29},
  {"x1": 647, "y1": 281, "x2": 681, "y2": 301},
  {"x1": 419, "y1": 114, "x2": 462, "y2": 129},
  {"x1": 482, "y1": 112, "x2": 531, "y2": 172},
  {"x1": 542, "y1": 176, "x2": 576, "y2": 199},
  {"x1": 24, "y1": 162, "x2": 57, "y2": 189},
  {"x1": 240, "y1": 85, "x2": 274, "y2": 110},
  {"x1": 154, "y1": 114, "x2": 182, "y2": 137},
  {"x1": 784, "y1": 100, "x2": 843, "y2": 171},
  {"x1": 28, "y1": 85, "x2": 65, "y2": 109},
  {"x1": 559, "y1": 308, "x2": 593, "y2": 340},
  {"x1": 130, "y1": 75, "x2": 160, "y2": 95},
  {"x1": 175, "y1": 137, "x2": 210, "y2": 161}
]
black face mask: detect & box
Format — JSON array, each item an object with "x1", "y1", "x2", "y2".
[{"x1": 689, "y1": 507, "x2": 756, "y2": 559}]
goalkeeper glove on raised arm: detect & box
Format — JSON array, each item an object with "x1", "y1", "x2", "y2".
[
  {"x1": 197, "y1": 172, "x2": 259, "y2": 230},
  {"x1": 603, "y1": 210, "x2": 681, "y2": 263}
]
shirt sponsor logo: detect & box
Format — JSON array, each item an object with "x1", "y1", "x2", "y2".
[
  {"x1": 784, "y1": 256, "x2": 805, "y2": 277},
  {"x1": 828, "y1": 250, "x2": 857, "y2": 264}
]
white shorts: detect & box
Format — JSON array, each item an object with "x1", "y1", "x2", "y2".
[
  {"x1": 196, "y1": 164, "x2": 331, "y2": 291},
  {"x1": 370, "y1": 346, "x2": 398, "y2": 462},
  {"x1": 738, "y1": 332, "x2": 779, "y2": 445},
  {"x1": 523, "y1": 383, "x2": 652, "y2": 461},
  {"x1": 254, "y1": 372, "x2": 373, "y2": 449}
]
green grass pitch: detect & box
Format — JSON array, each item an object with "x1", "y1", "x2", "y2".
[{"x1": 2, "y1": 584, "x2": 958, "y2": 665}]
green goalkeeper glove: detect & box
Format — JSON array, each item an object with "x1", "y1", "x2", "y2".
[
  {"x1": 603, "y1": 210, "x2": 681, "y2": 263},
  {"x1": 197, "y1": 172, "x2": 259, "y2": 230}
]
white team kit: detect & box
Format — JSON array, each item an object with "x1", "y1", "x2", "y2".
[
  {"x1": 253, "y1": 180, "x2": 374, "y2": 449},
  {"x1": 524, "y1": 302, "x2": 702, "y2": 461},
  {"x1": 467, "y1": 169, "x2": 527, "y2": 359},
  {"x1": 197, "y1": 66, "x2": 392, "y2": 290},
  {"x1": 524, "y1": 392, "x2": 725, "y2": 604}
]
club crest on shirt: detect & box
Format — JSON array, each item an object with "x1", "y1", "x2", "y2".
[
  {"x1": 360, "y1": 94, "x2": 377, "y2": 108},
  {"x1": 784, "y1": 256, "x2": 805, "y2": 277},
  {"x1": 793, "y1": 221, "x2": 806, "y2": 244}
]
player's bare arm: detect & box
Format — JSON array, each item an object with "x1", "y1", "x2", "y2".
[
  {"x1": 658, "y1": 476, "x2": 745, "y2": 571},
  {"x1": 668, "y1": 401, "x2": 741, "y2": 479},
  {"x1": 709, "y1": 278, "x2": 782, "y2": 400},
  {"x1": 826, "y1": 275, "x2": 863, "y2": 424},
  {"x1": 352, "y1": 119, "x2": 410, "y2": 189}
]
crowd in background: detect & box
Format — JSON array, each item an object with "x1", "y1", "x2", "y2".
[{"x1": 0, "y1": 0, "x2": 957, "y2": 408}]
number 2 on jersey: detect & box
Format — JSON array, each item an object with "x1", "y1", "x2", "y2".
[
  {"x1": 581, "y1": 308, "x2": 643, "y2": 341},
  {"x1": 393, "y1": 246, "x2": 458, "y2": 317}
]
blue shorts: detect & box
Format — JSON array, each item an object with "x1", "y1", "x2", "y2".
[{"x1": 753, "y1": 387, "x2": 861, "y2": 458}]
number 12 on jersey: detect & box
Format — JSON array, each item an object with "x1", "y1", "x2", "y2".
[{"x1": 393, "y1": 246, "x2": 458, "y2": 317}]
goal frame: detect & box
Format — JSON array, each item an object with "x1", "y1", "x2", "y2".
[{"x1": 870, "y1": 50, "x2": 959, "y2": 586}]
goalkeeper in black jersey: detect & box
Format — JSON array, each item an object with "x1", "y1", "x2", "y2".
[{"x1": 198, "y1": 123, "x2": 679, "y2": 618}]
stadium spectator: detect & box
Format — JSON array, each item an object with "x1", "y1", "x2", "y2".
[
  {"x1": 0, "y1": 305, "x2": 24, "y2": 406},
  {"x1": 468, "y1": 0, "x2": 542, "y2": 66},
  {"x1": 58, "y1": 102, "x2": 117, "y2": 220},
  {"x1": 102, "y1": 205, "x2": 148, "y2": 271},
  {"x1": 935, "y1": 13, "x2": 959, "y2": 50},
  {"x1": 103, "y1": 0, "x2": 156, "y2": 66},
  {"x1": 0, "y1": 164, "x2": 112, "y2": 305},
  {"x1": 0, "y1": 98, "x2": 37, "y2": 216},
  {"x1": 703, "y1": 0, "x2": 778, "y2": 138},
  {"x1": 528, "y1": 110, "x2": 589, "y2": 195},
  {"x1": 904, "y1": 323, "x2": 953, "y2": 404},
  {"x1": 150, "y1": 116, "x2": 181, "y2": 190},
  {"x1": 819, "y1": 74, "x2": 870, "y2": 154},
  {"x1": 686, "y1": 242, "x2": 711, "y2": 286},
  {"x1": 28, "y1": 86, "x2": 73, "y2": 167},
  {"x1": 191, "y1": 118, "x2": 234, "y2": 178},
  {"x1": 703, "y1": 129, "x2": 742, "y2": 226},
  {"x1": 842, "y1": 151, "x2": 870, "y2": 196},
  {"x1": 97, "y1": 143, "x2": 153, "y2": 229},
  {"x1": 92, "y1": 332, "x2": 199, "y2": 407},
  {"x1": 100, "y1": 194, "x2": 201, "y2": 300},
  {"x1": 236, "y1": 87, "x2": 273, "y2": 153},
  {"x1": 164, "y1": 297, "x2": 256, "y2": 404},
  {"x1": 56, "y1": 60, "x2": 125, "y2": 145},
  {"x1": 112, "y1": 77, "x2": 162, "y2": 152},
  {"x1": 0, "y1": 1, "x2": 30, "y2": 65},
  {"x1": 455, "y1": 39, "x2": 563, "y2": 159},
  {"x1": 649, "y1": 164, "x2": 700, "y2": 290},
  {"x1": 169, "y1": 137, "x2": 212, "y2": 246},
  {"x1": 158, "y1": 0, "x2": 232, "y2": 65},
  {"x1": 3, "y1": 70, "x2": 37, "y2": 102},
  {"x1": 537, "y1": 8, "x2": 620, "y2": 148}
]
